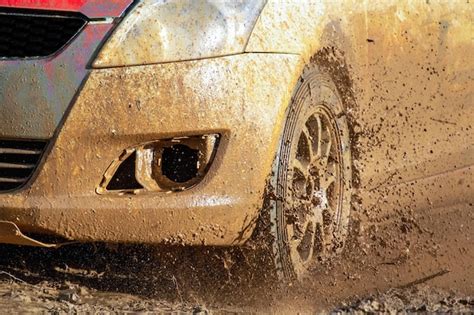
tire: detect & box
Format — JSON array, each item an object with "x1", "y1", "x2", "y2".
[{"x1": 267, "y1": 62, "x2": 353, "y2": 281}]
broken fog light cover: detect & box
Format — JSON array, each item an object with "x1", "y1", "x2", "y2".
[{"x1": 97, "y1": 134, "x2": 220, "y2": 194}]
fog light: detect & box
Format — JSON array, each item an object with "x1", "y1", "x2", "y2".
[
  {"x1": 161, "y1": 144, "x2": 199, "y2": 183},
  {"x1": 98, "y1": 134, "x2": 220, "y2": 194}
]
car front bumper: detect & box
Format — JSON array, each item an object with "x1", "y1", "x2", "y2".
[{"x1": 0, "y1": 53, "x2": 303, "y2": 246}]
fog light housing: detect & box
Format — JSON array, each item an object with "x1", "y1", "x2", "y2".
[{"x1": 98, "y1": 134, "x2": 220, "y2": 194}]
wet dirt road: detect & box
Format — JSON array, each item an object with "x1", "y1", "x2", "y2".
[{"x1": 0, "y1": 202, "x2": 472, "y2": 313}]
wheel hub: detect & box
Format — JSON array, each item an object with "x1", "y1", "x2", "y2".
[{"x1": 312, "y1": 189, "x2": 327, "y2": 208}]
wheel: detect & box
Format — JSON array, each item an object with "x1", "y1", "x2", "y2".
[{"x1": 268, "y1": 62, "x2": 353, "y2": 281}]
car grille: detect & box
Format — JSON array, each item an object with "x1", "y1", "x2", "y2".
[
  {"x1": 0, "y1": 10, "x2": 86, "y2": 59},
  {"x1": 0, "y1": 139, "x2": 48, "y2": 192}
]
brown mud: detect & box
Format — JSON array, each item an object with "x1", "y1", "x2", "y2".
[{"x1": 0, "y1": 201, "x2": 472, "y2": 313}]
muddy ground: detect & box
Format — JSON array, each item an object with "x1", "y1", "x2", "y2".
[
  {"x1": 0, "y1": 277, "x2": 472, "y2": 313},
  {"x1": 0, "y1": 202, "x2": 472, "y2": 313}
]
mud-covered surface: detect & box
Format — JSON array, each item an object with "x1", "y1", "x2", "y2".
[
  {"x1": 0, "y1": 202, "x2": 472, "y2": 313},
  {"x1": 333, "y1": 287, "x2": 473, "y2": 314},
  {"x1": 0, "y1": 278, "x2": 472, "y2": 314}
]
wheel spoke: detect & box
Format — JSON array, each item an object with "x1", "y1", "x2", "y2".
[
  {"x1": 292, "y1": 158, "x2": 308, "y2": 178},
  {"x1": 321, "y1": 206, "x2": 336, "y2": 252},
  {"x1": 298, "y1": 216, "x2": 311, "y2": 238},
  {"x1": 320, "y1": 124, "x2": 332, "y2": 162},
  {"x1": 291, "y1": 170, "x2": 308, "y2": 199},
  {"x1": 322, "y1": 206, "x2": 334, "y2": 229},
  {"x1": 296, "y1": 130, "x2": 312, "y2": 167},
  {"x1": 321, "y1": 160, "x2": 337, "y2": 189},
  {"x1": 315, "y1": 115, "x2": 323, "y2": 158},
  {"x1": 302, "y1": 125, "x2": 316, "y2": 161},
  {"x1": 287, "y1": 200, "x2": 320, "y2": 265},
  {"x1": 295, "y1": 219, "x2": 316, "y2": 263},
  {"x1": 312, "y1": 202, "x2": 324, "y2": 225}
]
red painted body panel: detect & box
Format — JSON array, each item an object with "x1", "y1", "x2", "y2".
[
  {"x1": 0, "y1": 23, "x2": 113, "y2": 139},
  {"x1": 0, "y1": 0, "x2": 133, "y2": 17}
]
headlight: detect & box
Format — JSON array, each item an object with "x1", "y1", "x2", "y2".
[{"x1": 93, "y1": 0, "x2": 266, "y2": 67}]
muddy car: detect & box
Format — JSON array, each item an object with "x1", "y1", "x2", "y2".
[{"x1": 0, "y1": 0, "x2": 472, "y2": 281}]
